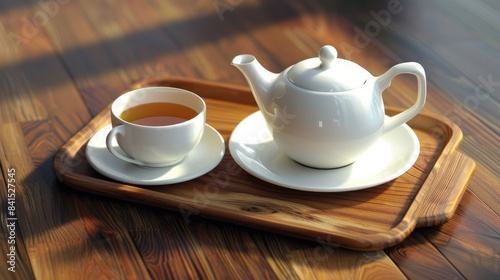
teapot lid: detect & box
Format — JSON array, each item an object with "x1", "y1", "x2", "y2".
[{"x1": 287, "y1": 45, "x2": 369, "y2": 92}]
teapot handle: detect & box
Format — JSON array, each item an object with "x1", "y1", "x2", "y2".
[{"x1": 376, "y1": 62, "x2": 426, "y2": 134}]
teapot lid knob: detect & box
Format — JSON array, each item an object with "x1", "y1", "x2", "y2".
[{"x1": 319, "y1": 45, "x2": 337, "y2": 67}]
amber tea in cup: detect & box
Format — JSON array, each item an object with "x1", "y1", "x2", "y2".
[
  {"x1": 106, "y1": 87, "x2": 206, "y2": 167},
  {"x1": 119, "y1": 102, "x2": 198, "y2": 126}
]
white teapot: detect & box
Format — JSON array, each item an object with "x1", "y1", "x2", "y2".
[{"x1": 231, "y1": 45, "x2": 426, "y2": 169}]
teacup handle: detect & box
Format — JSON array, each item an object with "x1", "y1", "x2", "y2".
[
  {"x1": 106, "y1": 125, "x2": 145, "y2": 166},
  {"x1": 376, "y1": 62, "x2": 426, "y2": 134}
]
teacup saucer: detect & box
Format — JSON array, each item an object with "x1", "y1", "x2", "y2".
[
  {"x1": 229, "y1": 111, "x2": 420, "y2": 192},
  {"x1": 86, "y1": 124, "x2": 225, "y2": 185}
]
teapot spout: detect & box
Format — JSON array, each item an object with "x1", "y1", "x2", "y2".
[{"x1": 231, "y1": 55, "x2": 278, "y2": 109}]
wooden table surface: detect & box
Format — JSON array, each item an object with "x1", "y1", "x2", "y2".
[{"x1": 1, "y1": 0, "x2": 499, "y2": 279}]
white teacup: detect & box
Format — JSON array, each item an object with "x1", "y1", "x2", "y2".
[{"x1": 106, "y1": 87, "x2": 206, "y2": 167}]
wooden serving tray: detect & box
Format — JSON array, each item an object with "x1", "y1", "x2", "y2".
[{"x1": 53, "y1": 77, "x2": 476, "y2": 251}]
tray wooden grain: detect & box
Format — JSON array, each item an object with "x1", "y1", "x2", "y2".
[{"x1": 53, "y1": 77, "x2": 476, "y2": 251}]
